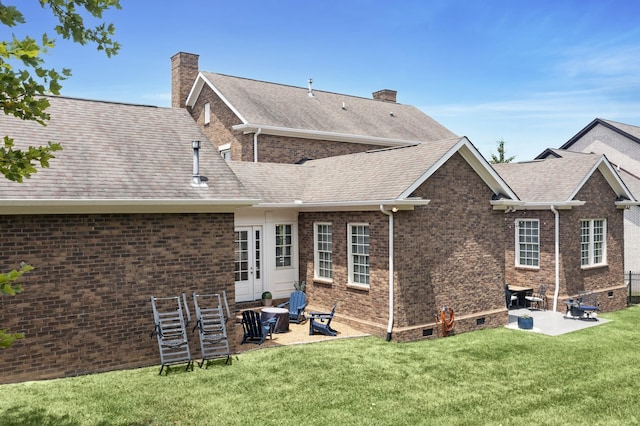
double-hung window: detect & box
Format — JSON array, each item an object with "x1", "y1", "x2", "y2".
[
  {"x1": 314, "y1": 223, "x2": 333, "y2": 281},
  {"x1": 348, "y1": 223, "x2": 370, "y2": 286},
  {"x1": 516, "y1": 219, "x2": 539, "y2": 268},
  {"x1": 581, "y1": 219, "x2": 606, "y2": 267},
  {"x1": 275, "y1": 224, "x2": 292, "y2": 267}
]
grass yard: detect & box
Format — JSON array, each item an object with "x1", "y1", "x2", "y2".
[{"x1": 2, "y1": 306, "x2": 640, "y2": 425}]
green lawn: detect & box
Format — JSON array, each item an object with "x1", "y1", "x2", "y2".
[{"x1": 2, "y1": 307, "x2": 640, "y2": 425}]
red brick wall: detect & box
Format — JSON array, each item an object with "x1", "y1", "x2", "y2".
[
  {"x1": 0, "y1": 213, "x2": 236, "y2": 384},
  {"x1": 299, "y1": 153, "x2": 507, "y2": 341},
  {"x1": 504, "y1": 169, "x2": 626, "y2": 312},
  {"x1": 299, "y1": 211, "x2": 390, "y2": 337}
]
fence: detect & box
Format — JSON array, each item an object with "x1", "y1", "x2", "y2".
[{"x1": 627, "y1": 271, "x2": 640, "y2": 305}]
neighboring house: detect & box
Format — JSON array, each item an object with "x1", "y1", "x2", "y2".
[
  {"x1": 536, "y1": 118, "x2": 640, "y2": 273},
  {"x1": 493, "y1": 153, "x2": 635, "y2": 313},
  {"x1": 171, "y1": 52, "x2": 456, "y2": 163},
  {"x1": 0, "y1": 96, "x2": 257, "y2": 384}
]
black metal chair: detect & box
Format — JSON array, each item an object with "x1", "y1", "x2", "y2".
[{"x1": 525, "y1": 285, "x2": 547, "y2": 310}]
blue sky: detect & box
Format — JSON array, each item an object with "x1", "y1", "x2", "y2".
[{"x1": 14, "y1": 0, "x2": 640, "y2": 161}]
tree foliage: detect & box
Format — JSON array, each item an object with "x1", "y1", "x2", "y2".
[
  {"x1": 0, "y1": 263, "x2": 33, "y2": 347},
  {"x1": 0, "y1": 1, "x2": 120, "y2": 348},
  {"x1": 0, "y1": 0, "x2": 121, "y2": 182},
  {"x1": 490, "y1": 138, "x2": 515, "y2": 164}
]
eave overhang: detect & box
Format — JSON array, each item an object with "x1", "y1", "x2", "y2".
[
  {"x1": 232, "y1": 123, "x2": 422, "y2": 147},
  {"x1": 252, "y1": 198, "x2": 430, "y2": 212},
  {"x1": 491, "y1": 200, "x2": 586, "y2": 211},
  {"x1": 0, "y1": 198, "x2": 259, "y2": 215}
]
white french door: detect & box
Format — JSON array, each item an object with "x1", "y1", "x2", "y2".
[{"x1": 234, "y1": 226, "x2": 263, "y2": 302}]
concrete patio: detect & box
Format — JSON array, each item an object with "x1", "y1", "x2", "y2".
[{"x1": 506, "y1": 308, "x2": 609, "y2": 336}]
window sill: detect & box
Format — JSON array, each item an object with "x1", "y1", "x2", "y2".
[
  {"x1": 347, "y1": 283, "x2": 370, "y2": 291},
  {"x1": 515, "y1": 265, "x2": 540, "y2": 271},
  {"x1": 313, "y1": 277, "x2": 333, "y2": 285},
  {"x1": 581, "y1": 263, "x2": 608, "y2": 271}
]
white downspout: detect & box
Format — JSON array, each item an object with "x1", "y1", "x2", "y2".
[
  {"x1": 253, "y1": 128, "x2": 262, "y2": 163},
  {"x1": 380, "y1": 205, "x2": 394, "y2": 341},
  {"x1": 551, "y1": 205, "x2": 560, "y2": 312}
]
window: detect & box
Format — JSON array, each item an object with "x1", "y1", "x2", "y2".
[
  {"x1": 204, "y1": 102, "x2": 211, "y2": 125},
  {"x1": 219, "y1": 143, "x2": 231, "y2": 161},
  {"x1": 314, "y1": 223, "x2": 333, "y2": 281},
  {"x1": 348, "y1": 223, "x2": 370, "y2": 286},
  {"x1": 275, "y1": 224, "x2": 292, "y2": 267},
  {"x1": 581, "y1": 219, "x2": 606, "y2": 267},
  {"x1": 515, "y1": 219, "x2": 539, "y2": 268}
]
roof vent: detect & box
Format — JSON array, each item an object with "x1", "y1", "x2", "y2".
[
  {"x1": 373, "y1": 89, "x2": 397, "y2": 103},
  {"x1": 307, "y1": 78, "x2": 314, "y2": 97},
  {"x1": 191, "y1": 140, "x2": 208, "y2": 188}
]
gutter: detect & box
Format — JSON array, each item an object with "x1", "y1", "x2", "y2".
[
  {"x1": 379, "y1": 205, "x2": 396, "y2": 341},
  {"x1": 551, "y1": 205, "x2": 560, "y2": 312}
]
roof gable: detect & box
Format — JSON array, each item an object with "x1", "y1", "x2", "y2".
[
  {"x1": 560, "y1": 118, "x2": 640, "y2": 150},
  {"x1": 187, "y1": 72, "x2": 457, "y2": 144}
]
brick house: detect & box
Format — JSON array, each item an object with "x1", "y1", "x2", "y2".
[
  {"x1": 0, "y1": 96, "x2": 256, "y2": 384},
  {"x1": 493, "y1": 152, "x2": 635, "y2": 313},
  {"x1": 171, "y1": 52, "x2": 456, "y2": 163},
  {"x1": 537, "y1": 118, "x2": 640, "y2": 273}
]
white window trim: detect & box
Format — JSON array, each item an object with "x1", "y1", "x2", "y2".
[
  {"x1": 581, "y1": 218, "x2": 607, "y2": 268},
  {"x1": 275, "y1": 223, "x2": 293, "y2": 269},
  {"x1": 313, "y1": 222, "x2": 333, "y2": 283},
  {"x1": 204, "y1": 102, "x2": 211, "y2": 125},
  {"x1": 218, "y1": 143, "x2": 231, "y2": 161},
  {"x1": 347, "y1": 222, "x2": 370, "y2": 288},
  {"x1": 515, "y1": 219, "x2": 540, "y2": 269}
]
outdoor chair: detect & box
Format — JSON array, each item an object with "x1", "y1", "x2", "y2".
[
  {"x1": 277, "y1": 290, "x2": 307, "y2": 323},
  {"x1": 577, "y1": 291, "x2": 599, "y2": 320},
  {"x1": 309, "y1": 302, "x2": 338, "y2": 336},
  {"x1": 191, "y1": 292, "x2": 230, "y2": 367},
  {"x1": 505, "y1": 284, "x2": 519, "y2": 309},
  {"x1": 241, "y1": 310, "x2": 274, "y2": 345},
  {"x1": 150, "y1": 295, "x2": 193, "y2": 375},
  {"x1": 525, "y1": 285, "x2": 547, "y2": 310}
]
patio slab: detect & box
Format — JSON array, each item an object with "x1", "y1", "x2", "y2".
[{"x1": 506, "y1": 308, "x2": 609, "y2": 336}]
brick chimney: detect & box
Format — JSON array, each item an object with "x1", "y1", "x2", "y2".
[
  {"x1": 171, "y1": 52, "x2": 199, "y2": 109},
  {"x1": 372, "y1": 89, "x2": 397, "y2": 103}
]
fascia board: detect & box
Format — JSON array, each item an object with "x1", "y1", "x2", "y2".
[
  {"x1": 0, "y1": 198, "x2": 259, "y2": 215},
  {"x1": 567, "y1": 156, "x2": 638, "y2": 202},
  {"x1": 186, "y1": 73, "x2": 248, "y2": 124},
  {"x1": 491, "y1": 200, "x2": 585, "y2": 210},
  {"x1": 255, "y1": 199, "x2": 430, "y2": 212},
  {"x1": 232, "y1": 124, "x2": 420, "y2": 147},
  {"x1": 399, "y1": 137, "x2": 519, "y2": 200}
]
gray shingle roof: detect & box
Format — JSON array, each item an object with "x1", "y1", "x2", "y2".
[
  {"x1": 492, "y1": 154, "x2": 601, "y2": 202},
  {"x1": 0, "y1": 96, "x2": 250, "y2": 203},
  {"x1": 200, "y1": 72, "x2": 457, "y2": 142},
  {"x1": 229, "y1": 137, "x2": 502, "y2": 205}
]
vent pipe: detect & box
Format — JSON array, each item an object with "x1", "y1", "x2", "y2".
[
  {"x1": 308, "y1": 78, "x2": 314, "y2": 97},
  {"x1": 191, "y1": 140, "x2": 208, "y2": 187}
]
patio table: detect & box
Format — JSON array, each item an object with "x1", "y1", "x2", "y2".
[
  {"x1": 508, "y1": 285, "x2": 533, "y2": 308},
  {"x1": 261, "y1": 307, "x2": 290, "y2": 333}
]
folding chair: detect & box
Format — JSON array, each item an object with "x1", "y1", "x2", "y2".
[
  {"x1": 191, "y1": 292, "x2": 230, "y2": 367},
  {"x1": 150, "y1": 295, "x2": 193, "y2": 375}
]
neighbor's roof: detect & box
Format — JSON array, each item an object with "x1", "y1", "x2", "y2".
[
  {"x1": 229, "y1": 137, "x2": 517, "y2": 209},
  {"x1": 560, "y1": 118, "x2": 640, "y2": 150},
  {"x1": 0, "y1": 96, "x2": 256, "y2": 214},
  {"x1": 188, "y1": 72, "x2": 457, "y2": 144},
  {"x1": 493, "y1": 153, "x2": 636, "y2": 208}
]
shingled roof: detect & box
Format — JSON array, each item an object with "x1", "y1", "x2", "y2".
[
  {"x1": 492, "y1": 153, "x2": 636, "y2": 207},
  {"x1": 0, "y1": 96, "x2": 255, "y2": 214},
  {"x1": 188, "y1": 72, "x2": 457, "y2": 144},
  {"x1": 229, "y1": 137, "x2": 516, "y2": 208}
]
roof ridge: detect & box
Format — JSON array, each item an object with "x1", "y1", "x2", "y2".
[{"x1": 45, "y1": 94, "x2": 161, "y2": 109}]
